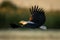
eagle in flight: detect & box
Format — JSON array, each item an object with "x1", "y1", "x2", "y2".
[{"x1": 10, "y1": 6, "x2": 46, "y2": 29}]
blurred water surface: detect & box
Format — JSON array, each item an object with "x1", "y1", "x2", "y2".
[{"x1": 0, "y1": 30, "x2": 60, "y2": 40}]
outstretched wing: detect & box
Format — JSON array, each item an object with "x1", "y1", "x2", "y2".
[
  {"x1": 10, "y1": 23, "x2": 21, "y2": 28},
  {"x1": 29, "y1": 5, "x2": 46, "y2": 27}
]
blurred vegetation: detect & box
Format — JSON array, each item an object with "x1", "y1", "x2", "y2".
[
  {"x1": 45, "y1": 10, "x2": 60, "y2": 29},
  {"x1": 0, "y1": 1, "x2": 60, "y2": 29}
]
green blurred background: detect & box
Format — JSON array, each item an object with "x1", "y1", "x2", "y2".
[{"x1": 0, "y1": 1, "x2": 60, "y2": 29}]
